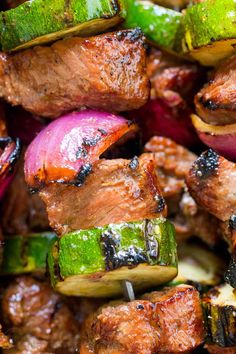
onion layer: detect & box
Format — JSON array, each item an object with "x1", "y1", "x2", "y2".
[
  {"x1": 192, "y1": 114, "x2": 236, "y2": 161},
  {"x1": 131, "y1": 99, "x2": 200, "y2": 148},
  {"x1": 0, "y1": 137, "x2": 21, "y2": 199},
  {"x1": 24, "y1": 110, "x2": 138, "y2": 189}
]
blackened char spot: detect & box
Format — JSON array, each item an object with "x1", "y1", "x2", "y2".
[
  {"x1": 101, "y1": 229, "x2": 147, "y2": 271},
  {"x1": 144, "y1": 220, "x2": 159, "y2": 261},
  {"x1": 229, "y1": 215, "x2": 236, "y2": 230},
  {"x1": 129, "y1": 156, "x2": 139, "y2": 170},
  {"x1": 75, "y1": 163, "x2": 92, "y2": 186},
  {"x1": 116, "y1": 28, "x2": 143, "y2": 42},
  {"x1": 154, "y1": 195, "x2": 166, "y2": 213},
  {"x1": 136, "y1": 304, "x2": 144, "y2": 310},
  {"x1": 199, "y1": 97, "x2": 219, "y2": 111},
  {"x1": 83, "y1": 135, "x2": 101, "y2": 147},
  {"x1": 98, "y1": 128, "x2": 107, "y2": 136},
  {"x1": 224, "y1": 257, "x2": 236, "y2": 288},
  {"x1": 75, "y1": 147, "x2": 88, "y2": 159},
  {"x1": 193, "y1": 149, "x2": 219, "y2": 179}
]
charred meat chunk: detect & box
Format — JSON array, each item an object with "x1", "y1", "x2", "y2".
[
  {"x1": 0, "y1": 30, "x2": 149, "y2": 118},
  {"x1": 195, "y1": 54, "x2": 236, "y2": 125},
  {"x1": 186, "y1": 151, "x2": 236, "y2": 222},
  {"x1": 80, "y1": 285, "x2": 204, "y2": 353},
  {"x1": 144, "y1": 136, "x2": 219, "y2": 245},
  {"x1": 2, "y1": 276, "x2": 80, "y2": 353},
  {"x1": 39, "y1": 155, "x2": 166, "y2": 235}
]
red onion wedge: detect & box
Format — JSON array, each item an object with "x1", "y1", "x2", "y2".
[
  {"x1": 0, "y1": 137, "x2": 21, "y2": 199},
  {"x1": 131, "y1": 99, "x2": 200, "y2": 148},
  {"x1": 25, "y1": 110, "x2": 138, "y2": 189},
  {"x1": 192, "y1": 114, "x2": 236, "y2": 161}
]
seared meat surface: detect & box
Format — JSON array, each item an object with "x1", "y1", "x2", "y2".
[
  {"x1": 144, "y1": 136, "x2": 219, "y2": 245},
  {"x1": 186, "y1": 150, "x2": 236, "y2": 252},
  {"x1": 0, "y1": 30, "x2": 149, "y2": 118},
  {"x1": 195, "y1": 54, "x2": 236, "y2": 125},
  {"x1": 80, "y1": 285, "x2": 204, "y2": 353},
  {"x1": 187, "y1": 150, "x2": 236, "y2": 222},
  {"x1": 2, "y1": 276, "x2": 80, "y2": 353},
  {"x1": 40, "y1": 155, "x2": 165, "y2": 234},
  {"x1": 147, "y1": 49, "x2": 202, "y2": 104},
  {"x1": 1, "y1": 152, "x2": 48, "y2": 235}
]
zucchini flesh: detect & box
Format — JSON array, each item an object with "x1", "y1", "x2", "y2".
[
  {"x1": 48, "y1": 218, "x2": 177, "y2": 297},
  {"x1": 0, "y1": 0, "x2": 126, "y2": 51},
  {"x1": 171, "y1": 243, "x2": 224, "y2": 292},
  {"x1": 124, "y1": 0, "x2": 182, "y2": 53},
  {"x1": 182, "y1": 0, "x2": 236, "y2": 66},
  {"x1": 202, "y1": 284, "x2": 236, "y2": 347},
  {"x1": 1, "y1": 233, "x2": 57, "y2": 275}
]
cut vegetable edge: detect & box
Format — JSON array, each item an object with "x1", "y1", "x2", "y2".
[
  {"x1": 0, "y1": 0, "x2": 126, "y2": 52},
  {"x1": 182, "y1": 0, "x2": 236, "y2": 66},
  {"x1": 48, "y1": 218, "x2": 177, "y2": 297},
  {"x1": 202, "y1": 283, "x2": 236, "y2": 347},
  {"x1": 54, "y1": 264, "x2": 177, "y2": 297},
  {"x1": 10, "y1": 16, "x2": 122, "y2": 52},
  {"x1": 1, "y1": 232, "x2": 57, "y2": 275},
  {"x1": 170, "y1": 243, "x2": 224, "y2": 291},
  {"x1": 187, "y1": 39, "x2": 236, "y2": 67}
]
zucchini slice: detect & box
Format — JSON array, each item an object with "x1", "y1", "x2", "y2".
[
  {"x1": 182, "y1": 0, "x2": 236, "y2": 66},
  {"x1": 124, "y1": 0, "x2": 182, "y2": 53},
  {"x1": 1, "y1": 233, "x2": 57, "y2": 275},
  {"x1": 48, "y1": 218, "x2": 177, "y2": 297},
  {"x1": 0, "y1": 0, "x2": 126, "y2": 52},
  {"x1": 171, "y1": 243, "x2": 224, "y2": 292},
  {"x1": 202, "y1": 283, "x2": 236, "y2": 347}
]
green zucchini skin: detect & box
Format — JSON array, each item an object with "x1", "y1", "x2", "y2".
[
  {"x1": 0, "y1": 0, "x2": 126, "y2": 51},
  {"x1": 124, "y1": 0, "x2": 182, "y2": 52},
  {"x1": 1, "y1": 233, "x2": 57, "y2": 275},
  {"x1": 48, "y1": 218, "x2": 178, "y2": 297},
  {"x1": 202, "y1": 284, "x2": 236, "y2": 347},
  {"x1": 182, "y1": 0, "x2": 236, "y2": 66}
]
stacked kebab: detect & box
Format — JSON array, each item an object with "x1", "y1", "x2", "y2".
[{"x1": 0, "y1": 0, "x2": 235, "y2": 353}]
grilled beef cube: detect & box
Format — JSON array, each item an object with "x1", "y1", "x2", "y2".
[
  {"x1": 2, "y1": 276, "x2": 80, "y2": 353},
  {"x1": 144, "y1": 136, "x2": 219, "y2": 245},
  {"x1": 186, "y1": 150, "x2": 236, "y2": 222},
  {"x1": 80, "y1": 285, "x2": 204, "y2": 353},
  {"x1": 186, "y1": 150, "x2": 236, "y2": 252},
  {"x1": 0, "y1": 30, "x2": 149, "y2": 118},
  {"x1": 40, "y1": 155, "x2": 166, "y2": 235},
  {"x1": 195, "y1": 54, "x2": 236, "y2": 125},
  {"x1": 1, "y1": 152, "x2": 48, "y2": 235}
]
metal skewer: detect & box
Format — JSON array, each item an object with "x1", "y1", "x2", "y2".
[{"x1": 122, "y1": 280, "x2": 135, "y2": 302}]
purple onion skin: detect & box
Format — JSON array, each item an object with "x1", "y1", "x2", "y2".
[
  {"x1": 130, "y1": 98, "x2": 200, "y2": 148},
  {"x1": 0, "y1": 137, "x2": 21, "y2": 199},
  {"x1": 198, "y1": 131, "x2": 236, "y2": 162},
  {"x1": 24, "y1": 110, "x2": 137, "y2": 189}
]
